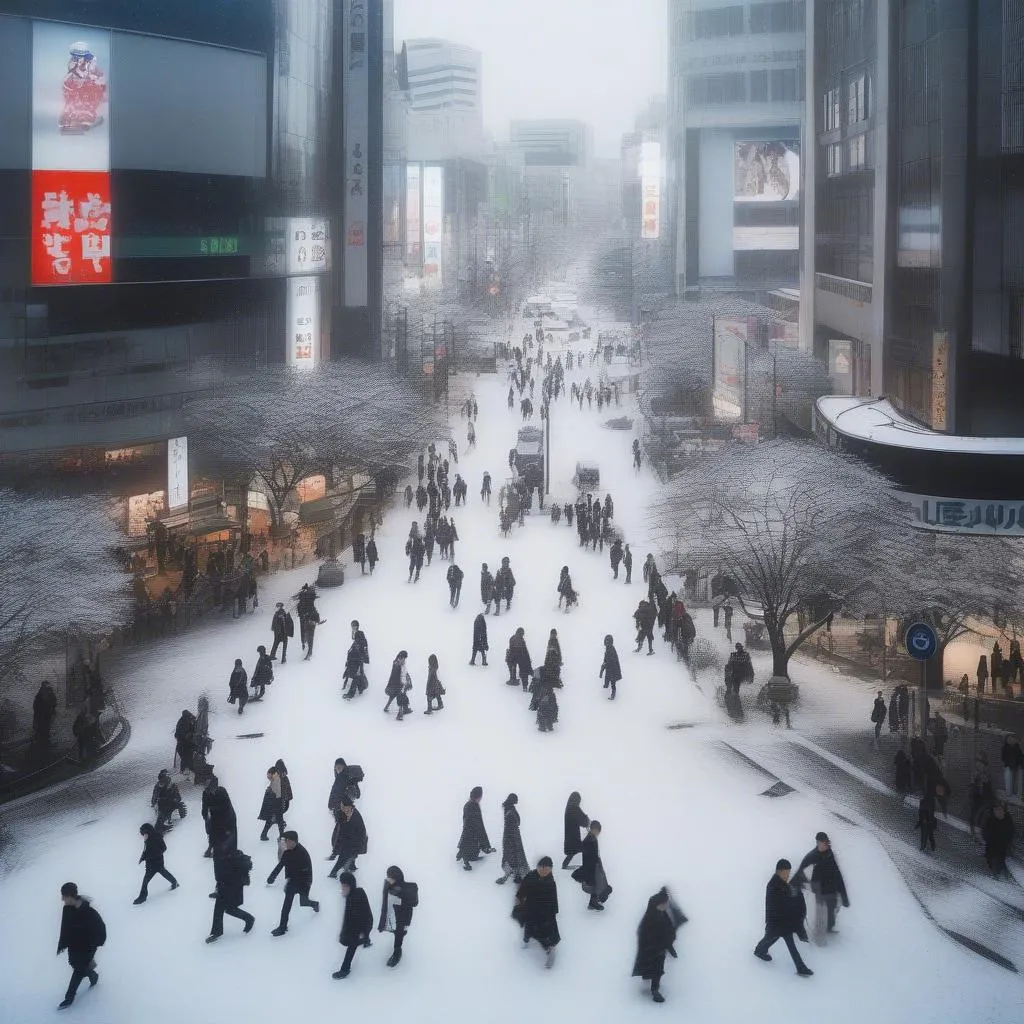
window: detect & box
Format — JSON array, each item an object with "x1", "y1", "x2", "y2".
[
  {"x1": 770, "y1": 68, "x2": 801, "y2": 102},
  {"x1": 750, "y1": 70, "x2": 769, "y2": 102},
  {"x1": 826, "y1": 142, "x2": 843, "y2": 177},
  {"x1": 750, "y1": 1, "x2": 806, "y2": 34},
  {"x1": 848, "y1": 73, "x2": 869, "y2": 124},
  {"x1": 848, "y1": 133, "x2": 866, "y2": 170},
  {"x1": 686, "y1": 5, "x2": 745, "y2": 39},
  {"x1": 686, "y1": 73, "x2": 746, "y2": 106},
  {"x1": 823, "y1": 87, "x2": 841, "y2": 131}
]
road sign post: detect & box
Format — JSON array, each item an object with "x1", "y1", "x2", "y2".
[{"x1": 904, "y1": 622, "x2": 938, "y2": 736}]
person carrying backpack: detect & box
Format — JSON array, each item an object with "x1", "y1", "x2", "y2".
[
  {"x1": 377, "y1": 865, "x2": 418, "y2": 968},
  {"x1": 206, "y1": 848, "x2": 255, "y2": 942}
]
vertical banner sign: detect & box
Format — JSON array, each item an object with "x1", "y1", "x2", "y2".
[
  {"x1": 422, "y1": 165, "x2": 444, "y2": 285},
  {"x1": 288, "y1": 277, "x2": 320, "y2": 369},
  {"x1": 343, "y1": 0, "x2": 369, "y2": 307},
  {"x1": 640, "y1": 141, "x2": 660, "y2": 240},
  {"x1": 32, "y1": 23, "x2": 112, "y2": 285},
  {"x1": 405, "y1": 163, "x2": 422, "y2": 261},
  {"x1": 167, "y1": 437, "x2": 189, "y2": 511}
]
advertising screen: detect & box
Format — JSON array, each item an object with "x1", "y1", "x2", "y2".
[
  {"x1": 32, "y1": 22, "x2": 112, "y2": 285},
  {"x1": 713, "y1": 318, "x2": 749, "y2": 421},
  {"x1": 734, "y1": 141, "x2": 800, "y2": 203},
  {"x1": 640, "y1": 140, "x2": 660, "y2": 240},
  {"x1": 422, "y1": 165, "x2": 444, "y2": 285},
  {"x1": 343, "y1": 0, "x2": 370, "y2": 308}
]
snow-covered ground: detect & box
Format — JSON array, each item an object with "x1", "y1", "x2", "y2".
[{"x1": 1, "y1": 323, "x2": 1020, "y2": 1022}]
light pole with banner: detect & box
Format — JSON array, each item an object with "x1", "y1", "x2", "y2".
[{"x1": 904, "y1": 621, "x2": 938, "y2": 737}]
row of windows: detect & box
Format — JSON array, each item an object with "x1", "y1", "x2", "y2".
[
  {"x1": 816, "y1": 176, "x2": 874, "y2": 282},
  {"x1": 822, "y1": 74, "x2": 870, "y2": 132},
  {"x1": 824, "y1": 132, "x2": 871, "y2": 177},
  {"x1": 687, "y1": 67, "x2": 803, "y2": 106},
  {"x1": 677, "y1": 2, "x2": 805, "y2": 42}
]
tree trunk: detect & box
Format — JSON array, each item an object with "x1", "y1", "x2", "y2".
[{"x1": 764, "y1": 615, "x2": 789, "y2": 678}]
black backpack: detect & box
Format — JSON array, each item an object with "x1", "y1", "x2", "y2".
[
  {"x1": 347, "y1": 764, "x2": 365, "y2": 784},
  {"x1": 285, "y1": 612, "x2": 295, "y2": 637},
  {"x1": 402, "y1": 881, "x2": 419, "y2": 908},
  {"x1": 236, "y1": 851, "x2": 253, "y2": 886}
]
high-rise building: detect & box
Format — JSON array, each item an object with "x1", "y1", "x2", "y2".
[
  {"x1": 667, "y1": 0, "x2": 806, "y2": 295},
  {"x1": 404, "y1": 38, "x2": 482, "y2": 117}
]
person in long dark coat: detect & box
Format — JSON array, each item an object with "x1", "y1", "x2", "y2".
[
  {"x1": 173, "y1": 709, "x2": 197, "y2": 777},
  {"x1": 514, "y1": 857, "x2": 560, "y2": 968},
  {"x1": 632, "y1": 888, "x2": 681, "y2": 1002},
  {"x1": 33, "y1": 680, "x2": 58, "y2": 745},
  {"x1": 228, "y1": 659, "x2": 248, "y2": 714},
  {"x1": 562, "y1": 792, "x2": 590, "y2": 869},
  {"x1": 457, "y1": 785, "x2": 495, "y2": 870},
  {"x1": 267, "y1": 830, "x2": 319, "y2": 935},
  {"x1": 471, "y1": 612, "x2": 489, "y2": 665},
  {"x1": 250, "y1": 646, "x2": 274, "y2": 701},
  {"x1": 753, "y1": 859, "x2": 812, "y2": 975},
  {"x1": 599, "y1": 635, "x2": 622, "y2": 700},
  {"x1": 495, "y1": 793, "x2": 530, "y2": 884},
  {"x1": 343, "y1": 640, "x2": 368, "y2": 700},
  {"x1": 425, "y1": 654, "x2": 446, "y2": 713},
  {"x1": 572, "y1": 821, "x2": 612, "y2": 910},
  {"x1": 202, "y1": 775, "x2": 237, "y2": 857},
  {"x1": 56, "y1": 882, "x2": 106, "y2": 1009},
  {"x1": 133, "y1": 823, "x2": 179, "y2": 904},
  {"x1": 366, "y1": 536, "x2": 379, "y2": 574},
  {"x1": 258, "y1": 766, "x2": 285, "y2": 842},
  {"x1": 384, "y1": 651, "x2": 409, "y2": 713},
  {"x1": 151, "y1": 769, "x2": 186, "y2": 832},
  {"x1": 333, "y1": 872, "x2": 373, "y2": 978},
  {"x1": 480, "y1": 563, "x2": 496, "y2": 613},
  {"x1": 329, "y1": 799, "x2": 368, "y2": 877},
  {"x1": 206, "y1": 847, "x2": 255, "y2": 942},
  {"x1": 447, "y1": 563, "x2": 464, "y2": 607},
  {"x1": 377, "y1": 865, "x2": 417, "y2": 967}
]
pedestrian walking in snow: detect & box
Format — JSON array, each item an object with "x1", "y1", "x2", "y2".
[
  {"x1": 328, "y1": 758, "x2": 363, "y2": 814},
  {"x1": 366, "y1": 536, "x2": 379, "y2": 574},
  {"x1": 495, "y1": 793, "x2": 530, "y2": 885},
  {"x1": 424, "y1": 654, "x2": 446, "y2": 713},
  {"x1": 250, "y1": 646, "x2": 274, "y2": 701},
  {"x1": 202, "y1": 775, "x2": 237, "y2": 857},
  {"x1": 227, "y1": 658, "x2": 248, "y2": 713},
  {"x1": 384, "y1": 651, "x2": 413, "y2": 719},
  {"x1": 173, "y1": 708, "x2": 197, "y2": 780},
  {"x1": 536, "y1": 680, "x2": 559, "y2": 732},
  {"x1": 633, "y1": 600, "x2": 656, "y2": 655},
  {"x1": 258, "y1": 765, "x2": 286, "y2": 842},
  {"x1": 353, "y1": 532, "x2": 367, "y2": 574},
  {"x1": 870, "y1": 691, "x2": 887, "y2": 748},
  {"x1": 753, "y1": 859, "x2": 812, "y2": 975},
  {"x1": 447, "y1": 563, "x2": 464, "y2": 608},
  {"x1": 562, "y1": 792, "x2": 590, "y2": 869},
  {"x1": 267, "y1": 832, "x2": 319, "y2": 938},
  {"x1": 406, "y1": 532, "x2": 425, "y2": 582},
  {"x1": 457, "y1": 786, "x2": 495, "y2": 870},
  {"x1": 917, "y1": 784, "x2": 943, "y2": 851},
  {"x1": 133, "y1": 823, "x2": 179, "y2": 904},
  {"x1": 329, "y1": 798, "x2": 368, "y2": 877},
  {"x1": 481, "y1": 563, "x2": 496, "y2": 614},
  {"x1": 507, "y1": 627, "x2": 533, "y2": 690},
  {"x1": 342, "y1": 623, "x2": 370, "y2": 699},
  {"x1": 983, "y1": 802, "x2": 1015, "y2": 878},
  {"x1": 609, "y1": 538, "x2": 623, "y2": 579},
  {"x1": 572, "y1": 821, "x2": 612, "y2": 910},
  {"x1": 377, "y1": 866, "x2": 418, "y2": 967},
  {"x1": 632, "y1": 439, "x2": 641, "y2": 471},
  {"x1": 495, "y1": 556, "x2": 516, "y2": 614},
  {"x1": 467, "y1": 421, "x2": 476, "y2": 447},
  {"x1": 471, "y1": 613, "x2": 489, "y2": 666},
  {"x1": 514, "y1": 857, "x2": 560, "y2": 968},
  {"x1": 632, "y1": 888, "x2": 683, "y2": 1003},
  {"x1": 599, "y1": 635, "x2": 622, "y2": 700},
  {"x1": 332, "y1": 872, "x2": 373, "y2": 978},
  {"x1": 481, "y1": 471, "x2": 492, "y2": 505},
  {"x1": 621, "y1": 543, "x2": 633, "y2": 584},
  {"x1": 301, "y1": 607, "x2": 325, "y2": 660},
  {"x1": 557, "y1": 566, "x2": 578, "y2": 610},
  {"x1": 151, "y1": 769, "x2": 186, "y2": 833},
  {"x1": 794, "y1": 832, "x2": 849, "y2": 941},
  {"x1": 56, "y1": 882, "x2": 105, "y2": 1009},
  {"x1": 206, "y1": 847, "x2": 255, "y2": 942}
]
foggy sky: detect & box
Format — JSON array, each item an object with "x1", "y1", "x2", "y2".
[{"x1": 394, "y1": 0, "x2": 667, "y2": 156}]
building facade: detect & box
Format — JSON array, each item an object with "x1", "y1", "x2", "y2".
[
  {"x1": 0, "y1": 0, "x2": 386, "y2": 459},
  {"x1": 667, "y1": 0, "x2": 806, "y2": 296}
]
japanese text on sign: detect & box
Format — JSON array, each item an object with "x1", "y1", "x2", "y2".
[
  {"x1": 32, "y1": 170, "x2": 112, "y2": 285},
  {"x1": 909, "y1": 493, "x2": 1024, "y2": 536}
]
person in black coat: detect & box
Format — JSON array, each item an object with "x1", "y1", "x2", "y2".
[
  {"x1": 333, "y1": 872, "x2": 373, "y2": 978},
  {"x1": 250, "y1": 646, "x2": 274, "y2": 701},
  {"x1": 794, "y1": 832, "x2": 849, "y2": 935},
  {"x1": 328, "y1": 757, "x2": 362, "y2": 812},
  {"x1": 632, "y1": 887, "x2": 680, "y2": 1002},
  {"x1": 457, "y1": 786, "x2": 495, "y2": 870},
  {"x1": 514, "y1": 857, "x2": 560, "y2": 967},
  {"x1": 495, "y1": 557, "x2": 516, "y2": 613},
  {"x1": 228, "y1": 659, "x2": 248, "y2": 714},
  {"x1": 258, "y1": 765, "x2": 286, "y2": 842},
  {"x1": 206, "y1": 847, "x2": 255, "y2": 942},
  {"x1": 407, "y1": 533, "x2": 425, "y2": 582},
  {"x1": 495, "y1": 793, "x2": 530, "y2": 884},
  {"x1": 267, "y1": 831, "x2": 319, "y2": 935},
  {"x1": 366, "y1": 536, "x2": 379, "y2": 574},
  {"x1": 481, "y1": 563, "x2": 496, "y2": 613},
  {"x1": 471, "y1": 612, "x2": 489, "y2": 665},
  {"x1": 572, "y1": 821, "x2": 612, "y2": 909},
  {"x1": 33, "y1": 680, "x2": 58, "y2": 745},
  {"x1": 151, "y1": 769, "x2": 186, "y2": 832},
  {"x1": 753, "y1": 859, "x2": 813, "y2": 975},
  {"x1": 270, "y1": 602, "x2": 291, "y2": 663},
  {"x1": 983, "y1": 802, "x2": 1016, "y2": 878},
  {"x1": 202, "y1": 775, "x2": 237, "y2": 857},
  {"x1": 507, "y1": 627, "x2": 533, "y2": 691},
  {"x1": 343, "y1": 641, "x2": 368, "y2": 699},
  {"x1": 353, "y1": 533, "x2": 367, "y2": 574},
  {"x1": 599, "y1": 635, "x2": 622, "y2": 700},
  {"x1": 133, "y1": 823, "x2": 179, "y2": 904},
  {"x1": 425, "y1": 654, "x2": 446, "y2": 713},
  {"x1": 57, "y1": 882, "x2": 106, "y2": 1009},
  {"x1": 329, "y1": 799, "x2": 368, "y2": 878},
  {"x1": 378, "y1": 865, "x2": 417, "y2": 967},
  {"x1": 562, "y1": 792, "x2": 590, "y2": 869},
  {"x1": 447, "y1": 563, "x2": 464, "y2": 608}
]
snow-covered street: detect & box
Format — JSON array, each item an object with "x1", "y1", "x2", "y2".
[{"x1": 1, "y1": 328, "x2": 1020, "y2": 1023}]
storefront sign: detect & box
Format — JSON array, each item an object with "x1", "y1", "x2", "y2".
[
  {"x1": 287, "y1": 217, "x2": 329, "y2": 275},
  {"x1": 343, "y1": 0, "x2": 369, "y2": 307},
  {"x1": 127, "y1": 491, "x2": 165, "y2": 537},
  {"x1": 828, "y1": 339, "x2": 853, "y2": 396},
  {"x1": 32, "y1": 23, "x2": 112, "y2": 286},
  {"x1": 167, "y1": 436, "x2": 189, "y2": 510},
  {"x1": 908, "y1": 493, "x2": 1024, "y2": 536},
  {"x1": 287, "y1": 276, "x2": 320, "y2": 369}
]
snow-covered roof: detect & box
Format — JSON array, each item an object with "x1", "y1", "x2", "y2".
[{"x1": 816, "y1": 396, "x2": 1024, "y2": 455}]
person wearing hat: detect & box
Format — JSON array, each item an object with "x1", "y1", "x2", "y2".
[
  {"x1": 456, "y1": 786, "x2": 495, "y2": 870},
  {"x1": 56, "y1": 882, "x2": 106, "y2": 1009},
  {"x1": 332, "y1": 872, "x2": 373, "y2": 978},
  {"x1": 514, "y1": 856, "x2": 560, "y2": 968},
  {"x1": 599, "y1": 635, "x2": 622, "y2": 700},
  {"x1": 753, "y1": 859, "x2": 813, "y2": 976},
  {"x1": 377, "y1": 865, "x2": 417, "y2": 967},
  {"x1": 632, "y1": 887, "x2": 681, "y2": 1002},
  {"x1": 267, "y1": 830, "x2": 319, "y2": 935},
  {"x1": 795, "y1": 833, "x2": 849, "y2": 939}
]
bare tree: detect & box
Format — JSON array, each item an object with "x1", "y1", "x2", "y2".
[
  {"x1": 650, "y1": 439, "x2": 911, "y2": 679},
  {"x1": 188, "y1": 363, "x2": 445, "y2": 531},
  {"x1": 0, "y1": 490, "x2": 129, "y2": 691}
]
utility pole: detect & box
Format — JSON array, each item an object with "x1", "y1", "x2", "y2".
[{"x1": 545, "y1": 397, "x2": 551, "y2": 496}]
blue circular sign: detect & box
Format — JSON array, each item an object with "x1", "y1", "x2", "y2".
[{"x1": 904, "y1": 622, "x2": 938, "y2": 661}]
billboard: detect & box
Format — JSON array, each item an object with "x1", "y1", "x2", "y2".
[
  {"x1": 406, "y1": 163, "x2": 421, "y2": 261},
  {"x1": 422, "y1": 165, "x2": 444, "y2": 285},
  {"x1": 713, "y1": 318, "x2": 749, "y2": 421},
  {"x1": 343, "y1": 0, "x2": 369, "y2": 307},
  {"x1": 167, "y1": 436, "x2": 189, "y2": 511},
  {"x1": 287, "y1": 277, "x2": 320, "y2": 369},
  {"x1": 828, "y1": 339, "x2": 853, "y2": 395},
  {"x1": 32, "y1": 23, "x2": 112, "y2": 285},
  {"x1": 640, "y1": 140, "x2": 660, "y2": 240},
  {"x1": 288, "y1": 217, "x2": 330, "y2": 276},
  {"x1": 734, "y1": 141, "x2": 800, "y2": 202}
]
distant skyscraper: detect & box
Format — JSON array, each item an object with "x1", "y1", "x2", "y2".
[{"x1": 404, "y1": 38, "x2": 482, "y2": 117}]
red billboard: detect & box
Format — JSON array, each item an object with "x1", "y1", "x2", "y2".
[{"x1": 32, "y1": 170, "x2": 112, "y2": 284}]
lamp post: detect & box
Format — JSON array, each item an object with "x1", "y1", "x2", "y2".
[{"x1": 544, "y1": 396, "x2": 551, "y2": 497}]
